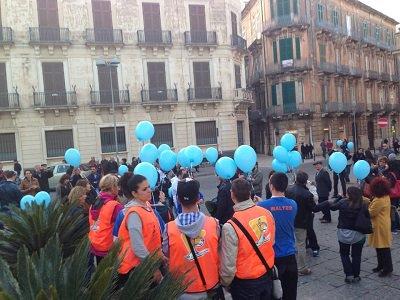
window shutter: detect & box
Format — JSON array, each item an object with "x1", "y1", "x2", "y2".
[
  {"x1": 142, "y1": 3, "x2": 161, "y2": 32},
  {"x1": 92, "y1": 0, "x2": 112, "y2": 28},
  {"x1": 189, "y1": 5, "x2": 206, "y2": 31},
  {"x1": 37, "y1": 0, "x2": 59, "y2": 27},
  {"x1": 270, "y1": 0, "x2": 275, "y2": 19},
  {"x1": 272, "y1": 41, "x2": 278, "y2": 63},
  {"x1": 42, "y1": 62, "x2": 65, "y2": 92},
  {"x1": 282, "y1": 81, "x2": 296, "y2": 111},
  {"x1": 193, "y1": 62, "x2": 211, "y2": 99},
  {"x1": 0, "y1": 133, "x2": 17, "y2": 161},
  {"x1": 271, "y1": 84, "x2": 277, "y2": 106},
  {"x1": 234, "y1": 65, "x2": 241, "y2": 89},
  {"x1": 292, "y1": 0, "x2": 298, "y2": 15},
  {"x1": 237, "y1": 121, "x2": 244, "y2": 146},
  {"x1": 231, "y1": 12, "x2": 238, "y2": 36},
  {"x1": 147, "y1": 62, "x2": 167, "y2": 100},
  {"x1": 279, "y1": 38, "x2": 293, "y2": 61},
  {"x1": 295, "y1": 37, "x2": 301, "y2": 59},
  {"x1": 97, "y1": 65, "x2": 119, "y2": 103},
  {"x1": 0, "y1": 63, "x2": 8, "y2": 94}
]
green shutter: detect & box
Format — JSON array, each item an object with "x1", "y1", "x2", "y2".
[
  {"x1": 317, "y1": 4, "x2": 324, "y2": 22},
  {"x1": 319, "y1": 43, "x2": 326, "y2": 63},
  {"x1": 271, "y1": 85, "x2": 277, "y2": 106},
  {"x1": 279, "y1": 38, "x2": 293, "y2": 61},
  {"x1": 292, "y1": 0, "x2": 298, "y2": 15},
  {"x1": 282, "y1": 81, "x2": 296, "y2": 113},
  {"x1": 270, "y1": 0, "x2": 275, "y2": 19},
  {"x1": 295, "y1": 37, "x2": 301, "y2": 59},
  {"x1": 273, "y1": 41, "x2": 278, "y2": 63},
  {"x1": 277, "y1": 0, "x2": 290, "y2": 16}
]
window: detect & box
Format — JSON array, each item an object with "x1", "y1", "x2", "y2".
[
  {"x1": 231, "y1": 12, "x2": 238, "y2": 36},
  {"x1": 195, "y1": 121, "x2": 217, "y2": 145},
  {"x1": 332, "y1": 10, "x2": 339, "y2": 27},
  {"x1": 292, "y1": 0, "x2": 298, "y2": 15},
  {"x1": 375, "y1": 26, "x2": 381, "y2": 41},
  {"x1": 271, "y1": 84, "x2": 277, "y2": 106},
  {"x1": 42, "y1": 62, "x2": 66, "y2": 105},
  {"x1": 317, "y1": 4, "x2": 324, "y2": 22},
  {"x1": 295, "y1": 37, "x2": 301, "y2": 59},
  {"x1": 189, "y1": 5, "x2": 206, "y2": 43},
  {"x1": 237, "y1": 121, "x2": 244, "y2": 146},
  {"x1": 319, "y1": 43, "x2": 326, "y2": 63},
  {"x1": 97, "y1": 64, "x2": 119, "y2": 104},
  {"x1": 0, "y1": 133, "x2": 17, "y2": 161},
  {"x1": 142, "y1": 2, "x2": 162, "y2": 43},
  {"x1": 0, "y1": 63, "x2": 8, "y2": 108},
  {"x1": 279, "y1": 38, "x2": 293, "y2": 61},
  {"x1": 152, "y1": 124, "x2": 174, "y2": 147},
  {"x1": 234, "y1": 65, "x2": 241, "y2": 89},
  {"x1": 37, "y1": 0, "x2": 59, "y2": 27},
  {"x1": 147, "y1": 62, "x2": 167, "y2": 100},
  {"x1": 193, "y1": 62, "x2": 212, "y2": 99},
  {"x1": 276, "y1": 0, "x2": 290, "y2": 17},
  {"x1": 282, "y1": 81, "x2": 296, "y2": 112},
  {"x1": 92, "y1": 0, "x2": 113, "y2": 42},
  {"x1": 270, "y1": 0, "x2": 275, "y2": 19},
  {"x1": 272, "y1": 41, "x2": 278, "y2": 63},
  {"x1": 363, "y1": 22, "x2": 369, "y2": 38},
  {"x1": 45, "y1": 130, "x2": 73, "y2": 158},
  {"x1": 100, "y1": 127, "x2": 126, "y2": 153}
]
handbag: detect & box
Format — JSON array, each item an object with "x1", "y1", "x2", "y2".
[
  {"x1": 231, "y1": 217, "x2": 282, "y2": 300},
  {"x1": 354, "y1": 205, "x2": 373, "y2": 234},
  {"x1": 185, "y1": 235, "x2": 225, "y2": 300}
]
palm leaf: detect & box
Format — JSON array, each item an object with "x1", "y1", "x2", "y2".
[{"x1": 0, "y1": 256, "x2": 20, "y2": 298}]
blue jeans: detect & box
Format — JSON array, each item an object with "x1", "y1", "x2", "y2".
[
  {"x1": 230, "y1": 272, "x2": 272, "y2": 300},
  {"x1": 339, "y1": 239, "x2": 365, "y2": 277}
]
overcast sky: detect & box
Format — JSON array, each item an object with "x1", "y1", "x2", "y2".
[{"x1": 240, "y1": 0, "x2": 400, "y2": 24}]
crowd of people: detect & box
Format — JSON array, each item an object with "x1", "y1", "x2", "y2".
[{"x1": 0, "y1": 140, "x2": 399, "y2": 299}]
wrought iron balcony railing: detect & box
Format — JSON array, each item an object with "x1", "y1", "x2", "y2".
[
  {"x1": 380, "y1": 73, "x2": 390, "y2": 82},
  {"x1": 317, "y1": 62, "x2": 337, "y2": 74},
  {"x1": 187, "y1": 87, "x2": 222, "y2": 101},
  {"x1": 264, "y1": 15, "x2": 309, "y2": 34},
  {"x1": 231, "y1": 35, "x2": 247, "y2": 51},
  {"x1": 0, "y1": 93, "x2": 19, "y2": 110},
  {"x1": 266, "y1": 59, "x2": 311, "y2": 76},
  {"x1": 268, "y1": 103, "x2": 314, "y2": 116},
  {"x1": 364, "y1": 70, "x2": 380, "y2": 80},
  {"x1": 0, "y1": 27, "x2": 13, "y2": 44},
  {"x1": 184, "y1": 31, "x2": 217, "y2": 45},
  {"x1": 233, "y1": 88, "x2": 253, "y2": 103},
  {"x1": 85, "y1": 29, "x2": 123, "y2": 45},
  {"x1": 315, "y1": 20, "x2": 346, "y2": 36},
  {"x1": 29, "y1": 27, "x2": 70, "y2": 44},
  {"x1": 141, "y1": 89, "x2": 178, "y2": 102},
  {"x1": 137, "y1": 30, "x2": 172, "y2": 45},
  {"x1": 33, "y1": 91, "x2": 77, "y2": 108},
  {"x1": 90, "y1": 90, "x2": 130, "y2": 106}
]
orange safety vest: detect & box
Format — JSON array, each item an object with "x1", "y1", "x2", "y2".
[
  {"x1": 168, "y1": 216, "x2": 219, "y2": 293},
  {"x1": 118, "y1": 204, "x2": 161, "y2": 274},
  {"x1": 88, "y1": 200, "x2": 120, "y2": 253},
  {"x1": 228, "y1": 205, "x2": 275, "y2": 280}
]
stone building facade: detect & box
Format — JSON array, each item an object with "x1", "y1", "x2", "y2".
[
  {"x1": 242, "y1": 0, "x2": 399, "y2": 154},
  {"x1": 0, "y1": 0, "x2": 251, "y2": 169}
]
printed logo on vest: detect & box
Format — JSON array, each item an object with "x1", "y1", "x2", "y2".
[
  {"x1": 90, "y1": 220, "x2": 99, "y2": 232},
  {"x1": 249, "y1": 216, "x2": 271, "y2": 247},
  {"x1": 181, "y1": 229, "x2": 209, "y2": 261}
]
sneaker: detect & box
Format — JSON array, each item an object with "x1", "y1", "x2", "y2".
[
  {"x1": 298, "y1": 268, "x2": 312, "y2": 276},
  {"x1": 353, "y1": 276, "x2": 361, "y2": 283},
  {"x1": 312, "y1": 250, "x2": 320, "y2": 257}
]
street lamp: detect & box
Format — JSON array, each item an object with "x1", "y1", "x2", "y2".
[{"x1": 96, "y1": 58, "x2": 120, "y2": 163}]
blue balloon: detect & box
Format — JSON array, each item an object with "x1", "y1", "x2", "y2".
[
  {"x1": 34, "y1": 191, "x2": 51, "y2": 207},
  {"x1": 234, "y1": 145, "x2": 257, "y2": 173},
  {"x1": 273, "y1": 146, "x2": 289, "y2": 164},
  {"x1": 272, "y1": 159, "x2": 288, "y2": 173},
  {"x1": 353, "y1": 160, "x2": 370, "y2": 180},
  {"x1": 118, "y1": 165, "x2": 129, "y2": 176},
  {"x1": 280, "y1": 133, "x2": 296, "y2": 151},
  {"x1": 64, "y1": 148, "x2": 81, "y2": 167},
  {"x1": 177, "y1": 148, "x2": 191, "y2": 168},
  {"x1": 336, "y1": 140, "x2": 343, "y2": 147},
  {"x1": 159, "y1": 150, "x2": 177, "y2": 172},
  {"x1": 168, "y1": 186, "x2": 173, "y2": 198},
  {"x1": 215, "y1": 157, "x2": 237, "y2": 180},
  {"x1": 185, "y1": 145, "x2": 204, "y2": 167},
  {"x1": 135, "y1": 121, "x2": 155, "y2": 142},
  {"x1": 347, "y1": 142, "x2": 354, "y2": 151},
  {"x1": 329, "y1": 152, "x2": 347, "y2": 174},
  {"x1": 158, "y1": 144, "x2": 171, "y2": 156},
  {"x1": 134, "y1": 162, "x2": 158, "y2": 190},
  {"x1": 288, "y1": 151, "x2": 302, "y2": 169},
  {"x1": 20, "y1": 195, "x2": 34, "y2": 210},
  {"x1": 139, "y1": 143, "x2": 158, "y2": 164},
  {"x1": 205, "y1": 147, "x2": 219, "y2": 165}
]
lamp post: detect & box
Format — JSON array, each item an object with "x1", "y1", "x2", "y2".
[{"x1": 96, "y1": 58, "x2": 120, "y2": 163}]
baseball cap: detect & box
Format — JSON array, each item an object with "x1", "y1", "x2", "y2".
[{"x1": 177, "y1": 180, "x2": 200, "y2": 204}]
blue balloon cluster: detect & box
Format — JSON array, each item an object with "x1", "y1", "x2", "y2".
[
  {"x1": 135, "y1": 121, "x2": 155, "y2": 142},
  {"x1": 158, "y1": 144, "x2": 171, "y2": 156},
  {"x1": 281, "y1": 133, "x2": 296, "y2": 151},
  {"x1": 234, "y1": 145, "x2": 257, "y2": 173},
  {"x1": 205, "y1": 147, "x2": 218, "y2": 165},
  {"x1": 134, "y1": 162, "x2": 158, "y2": 190},
  {"x1": 177, "y1": 148, "x2": 191, "y2": 168},
  {"x1": 139, "y1": 143, "x2": 158, "y2": 164},
  {"x1": 159, "y1": 150, "x2": 177, "y2": 172},
  {"x1": 215, "y1": 157, "x2": 237, "y2": 180},
  {"x1": 185, "y1": 145, "x2": 203, "y2": 167},
  {"x1": 329, "y1": 152, "x2": 347, "y2": 174},
  {"x1": 336, "y1": 140, "x2": 343, "y2": 147},
  {"x1": 20, "y1": 191, "x2": 51, "y2": 210},
  {"x1": 347, "y1": 142, "x2": 354, "y2": 151},
  {"x1": 353, "y1": 160, "x2": 370, "y2": 180},
  {"x1": 65, "y1": 148, "x2": 81, "y2": 167},
  {"x1": 271, "y1": 133, "x2": 301, "y2": 173},
  {"x1": 118, "y1": 165, "x2": 128, "y2": 176}
]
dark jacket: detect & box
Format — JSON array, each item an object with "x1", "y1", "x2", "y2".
[
  {"x1": 70, "y1": 174, "x2": 83, "y2": 187},
  {"x1": 33, "y1": 169, "x2": 53, "y2": 192},
  {"x1": 215, "y1": 180, "x2": 234, "y2": 224},
  {"x1": 0, "y1": 181, "x2": 23, "y2": 209},
  {"x1": 87, "y1": 172, "x2": 101, "y2": 190},
  {"x1": 286, "y1": 183, "x2": 317, "y2": 229},
  {"x1": 352, "y1": 153, "x2": 366, "y2": 164},
  {"x1": 315, "y1": 168, "x2": 332, "y2": 198},
  {"x1": 13, "y1": 162, "x2": 22, "y2": 176}
]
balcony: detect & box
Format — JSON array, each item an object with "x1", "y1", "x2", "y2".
[
  {"x1": 0, "y1": 27, "x2": 13, "y2": 45},
  {"x1": 349, "y1": 67, "x2": 363, "y2": 78},
  {"x1": 231, "y1": 35, "x2": 247, "y2": 51},
  {"x1": 141, "y1": 89, "x2": 178, "y2": 103},
  {"x1": 89, "y1": 90, "x2": 130, "y2": 108},
  {"x1": 233, "y1": 88, "x2": 253, "y2": 109},
  {"x1": 29, "y1": 27, "x2": 70, "y2": 45},
  {"x1": 268, "y1": 103, "x2": 314, "y2": 119},
  {"x1": 184, "y1": 31, "x2": 217, "y2": 46},
  {"x1": 137, "y1": 30, "x2": 172, "y2": 47},
  {"x1": 366, "y1": 103, "x2": 385, "y2": 115},
  {"x1": 361, "y1": 35, "x2": 394, "y2": 51},
  {"x1": 336, "y1": 65, "x2": 350, "y2": 76},
  {"x1": 317, "y1": 62, "x2": 337, "y2": 74},
  {"x1": 0, "y1": 93, "x2": 20, "y2": 113},
  {"x1": 33, "y1": 91, "x2": 77, "y2": 114},
  {"x1": 384, "y1": 103, "x2": 400, "y2": 114},
  {"x1": 391, "y1": 74, "x2": 400, "y2": 82},
  {"x1": 364, "y1": 70, "x2": 380, "y2": 81},
  {"x1": 315, "y1": 20, "x2": 346, "y2": 36},
  {"x1": 380, "y1": 73, "x2": 390, "y2": 82},
  {"x1": 266, "y1": 59, "x2": 311, "y2": 76},
  {"x1": 187, "y1": 87, "x2": 222, "y2": 101},
  {"x1": 263, "y1": 15, "x2": 309, "y2": 35},
  {"x1": 322, "y1": 102, "x2": 352, "y2": 115},
  {"x1": 85, "y1": 29, "x2": 123, "y2": 45}
]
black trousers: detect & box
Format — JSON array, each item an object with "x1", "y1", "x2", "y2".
[
  {"x1": 376, "y1": 248, "x2": 393, "y2": 273},
  {"x1": 306, "y1": 214, "x2": 320, "y2": 251},
  {"x1": 333, "y1": 172, "x2": 347, "y2": 197},
  {"x1": 275, "y1": 255, "x2": 298, "y2": 300},
  {"x1": 230, "y1": 272, "x2": 272, "y2": 300},
  {"x1": 318, "y1": 196, "x2": 331, "y2": 222},
  {"x1": 339, "y1": 240, "x2": 365, "y2": 277}
]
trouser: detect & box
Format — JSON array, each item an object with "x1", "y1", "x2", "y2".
[
  {"x1": 230, "y1": 271, "x2": 272, "y2": 300},
  {"x1": 333, "y1": 172, "x2": 347, "y2": 197},
  {"x1": 376, "y1": 248, "x2": 393, "y2": 273},
  {"x1": 275, "y1": 255, "x2": 298, "y2": 300},
  {"x1": 339, "y1": 239, "x2": 365, "y2": 277},
  {"x1": 295, "y1": 228, "x2": 307, "y2": 271},
  {"x1": 306, "y1": 214, "x2": 320, "y2": 251},
  {"x1": 322, "y1": 150, "x2": 326, "y2": 159},
  {"x1": 345, "y1": 165, "x2": 351, "y2": 182},
  {"x1": 318, "y1": 196, "x2": 331, "y2": 222}
]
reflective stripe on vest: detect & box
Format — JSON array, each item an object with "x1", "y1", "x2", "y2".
[
  {"x1": 88, "y1": 200, "x2": 120, "y2": 253},
  {"x1": 228, "y1": 206, "x2": 275, "y2": 279},
  {"x1": 118, "y1": 204, "x2": 162, "y2": 274},
  {"x1": 167, "y1": 216, "x2": 220, "y2": 293}
]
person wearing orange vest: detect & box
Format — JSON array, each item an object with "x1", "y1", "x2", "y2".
[
  {"x1": 220, "y1": 178, "x2": 275, "y2": 299},
  {"x1": 117, "y1": 174, "x2": 163, "y2": 288},
  {"x1": 162, "y1": 179, "x2": 223, "y2": 300},
  {"x1": 89, "y1": 174, "x2": 123, "y2": 264}
]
